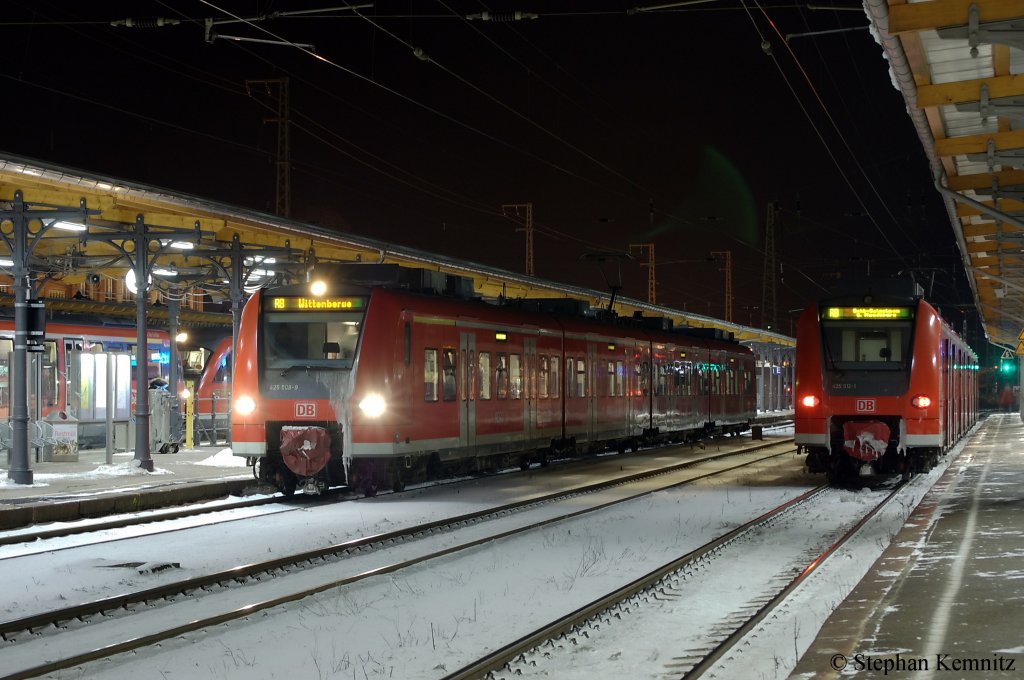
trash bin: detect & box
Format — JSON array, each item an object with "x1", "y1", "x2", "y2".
[
  {"x1": 751, "y1": 425, "x2": 763, "y2": 440},
  {"x1": 42, "y1": 411, "x2": 79, "y2": 462},
  {"x1": 149, "y1": 388, "x2": 180, "y2": 454}
]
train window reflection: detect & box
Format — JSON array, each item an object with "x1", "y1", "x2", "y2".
[
  {"x1": 566, "y1": 358, "x2": 574, "y2": 398},
  {"x1": 424, "y1": 349, "x2": 439, "y2": 402},
  {"x1": 496, "y1": 353, "x2": 509, "y2": 399},
  {"x1": 441, "y1": 348, "x2": 457, "y2": 401},
  {"x1": 478, "y1": 352, "x2": 491, "y2": 400},
  {"x1": 0, "y1": 338, "x2": 11, "y2": 414},
  {"x1": 822, "y1": 321, "x2": 910, "y2": 371},
  {"x1": 263, "y1": 311, "x2": 363, "y2": 367},
  {"x1": 550, "y1": 357, "x2": 559, "y2": 399},
  {"x1": 509, "y1": 354, "x2": 522, "y2": 399},
  {"x1": 539, "y1": 355, "x2": 549, "y2": 398},
  {"x1": 42, "y1": 340, "x2": 58, "y2": 407}
]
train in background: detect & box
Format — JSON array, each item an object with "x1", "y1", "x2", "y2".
[
  {"x1": 231, "y1": 264, "x2": 757, "y2": 496},
  {"x1": 0, "y1": 320, "x2": 178, "y2": 446},
  {"x1": 794, "y1": 282, "x2": 978, "y2": 483},
  {"x1": 182, "y1": 336, "x2": 232, "y2": 438}
]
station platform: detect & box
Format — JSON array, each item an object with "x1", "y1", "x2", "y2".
[
  {"x1": 792, "y1": 413, "x2": 1024, "y2": 678},
  {"x1": 0, "y1": 444, "x2": 259, "y2": 530}
]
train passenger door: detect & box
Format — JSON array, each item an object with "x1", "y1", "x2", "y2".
[
  {"x1": 459, "y1": 332, "x2": 476, "y2": 449},
  {"x1": 623, "y1": 345, "x2": 633, "y2": 434},
  {"x1": 524, "y1": 338, "x2": 537, "y2": 445},
  {"x1": 587, "y1": 343, "x2": 597, "y2": 442},
  {"x1": 65, "y1": 339, "x2": 83, "y2": 416}
]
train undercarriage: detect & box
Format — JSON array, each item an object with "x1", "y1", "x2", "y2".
[
  {"x1": 802, "y1": 416, "x2": 942, "y2": 485},
  {"x1": 250, "y1": 420, "x2": 752, "y2": 497}
]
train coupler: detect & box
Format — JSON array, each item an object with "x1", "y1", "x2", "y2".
[{"x1": 302, "y1": 478, "x2": 326, "y2": 495}]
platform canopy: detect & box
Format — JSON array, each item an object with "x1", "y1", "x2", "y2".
[
  {"x1": 0, "y1": 153, "x2": 793, "y2": 346},
  {"x1": 866, "y1": 0, "x2": 1024, "y2": 351}
]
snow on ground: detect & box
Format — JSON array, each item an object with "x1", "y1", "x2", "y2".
[
  {"x1": 40, "y1": 480, "x2": 812, "y2": 679},
  {"x1": 705, "y1": 424, "x2": 982, "y2": 680},
  {"x1": 0, "y1": 458, "x2": 173, "y2": 489},
  {"x1": 195, "y1": 447, "x2": 247, "y2": 467},
  {"x1": 506, "y1": 486, "x2": 891, "y2": 680}
]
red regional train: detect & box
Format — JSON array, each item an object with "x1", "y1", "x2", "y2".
[
  {"x1": 183, "y1": 336, "x2": 232, "y2": 436},
  {"x1": 794, "y1": 284, "x2": 978, "y2": 483},
  {"x1": 232, "y1": 265, "x2": 757, "y2": 496}
]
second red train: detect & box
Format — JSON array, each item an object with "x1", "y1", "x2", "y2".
[{"x1": 794, "y1": 283, "x2": 977, "y2": 483}]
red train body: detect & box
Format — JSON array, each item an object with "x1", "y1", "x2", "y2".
[
  {"x1": 794, "y1": 288, "x2": 978, "y2": 482},
  {"x1": 191, "y1": 336, "x2": 232, "y2": 432},
  {"x1": 231, "y1": 265, "x2": 757, "y2": 495}
]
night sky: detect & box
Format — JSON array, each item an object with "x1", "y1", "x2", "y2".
[{"x1": 0, "y1": 1, "x2": 984, "y2": 349}]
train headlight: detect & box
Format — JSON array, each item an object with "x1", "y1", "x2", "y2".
[
  {"x1": 911, "y1": 394, "x2": 932, "y2": 409},
  {"x1": 180, "y1": 388, "x2": 191, "y2": 400},
  {"x1": 358, "y1": 393, "x2": 387, "y2": 418},
  {"x1": 800, "y1": 395, "x2": 820, "y2": 408},
  {"x1": 235, "y1": 395, "x2": 257, "y2": 416}
]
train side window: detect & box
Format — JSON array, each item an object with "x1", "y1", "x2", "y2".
[
  {"x1": 460, "y1": 349, "x2": 467, "y2": 402},
  {"x1": 478, "y1": 352, "x2": 492, "y2": 400},
  {"x1": 42, "y1": 340, "x2": 58, "y2": 407},
  {"x1": 566, "y1": 358, "x2": 574, "y2": 398},
  {"x1": 496, "y1": 353, "x2": 509, "y2": 399},
  {"x1": 404, "y1": 322, "x2": 411, "y2": 366},
  {"x1": 576, "y1": 358, "x2": 586, "y2": 398},
  {"x1": 655, "y1": 362, "x2": 667, "y2": 396},
  {"x1": 539, "y1": 355, "x2": 549, "y2": 398},
  {"x1": 441, "y1": 348, "x2": 457, "y2": 401},
  {"x1": 616, "y1": 360, "x2": 624, "y2": 397},
  {"x1": 0, "y1": 338, "x2": 11, "y2": 411},
  {"x1": 215, "y1": 354, "x2": 232, "y2": 382},
  {"x1": 550, "y1": 357, "x2": 559, "y2": 399},
  {"x1": 509, "y1": 354, "x2": 522, "y2": 399},
  {"x1": 607, "y1": 361, "x2": 615, "y2": 397},
  {"x1": 424, "y1": 348, "x2": 439, "y2": 402}
]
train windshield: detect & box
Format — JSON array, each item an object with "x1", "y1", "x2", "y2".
[
  {"x1": 820, "y1": 319, "x2": 912, "y2": 372},
  {"x1": 262, "y1": 309, "x2": 365, "y2": 370}
]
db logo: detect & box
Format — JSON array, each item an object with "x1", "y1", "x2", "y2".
[
  {"x1": 295, "y1": 403, "x2": 317, "y2": 418},
  {"x1": 856, "y1": 399, "x2": 876, "y2": 413}
]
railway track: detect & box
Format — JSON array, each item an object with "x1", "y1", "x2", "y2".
[
  {"x1": 446, "y1": 479, "x2": 910, "y2": 680},
  {"x1": 0, "y1": 439, "x2": 796, "y2": 679},
  {"x1": 0, "y1": 494, "x2": 286, "y2": 550},
  {"x1": 0, "y1": 421, "x2": 794, "y2": 547}
]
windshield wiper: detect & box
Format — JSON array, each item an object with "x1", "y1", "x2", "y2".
[{"x1": 279, "y1": 363, "x2": 347, "y2": 376}]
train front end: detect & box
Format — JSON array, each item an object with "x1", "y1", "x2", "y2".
[
  {"x1": 795, "y1": 297, "x2": 939, "y2": 481},
  {"x1": 231, "y1": 280, "x2": 367, "y2": 495}
]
